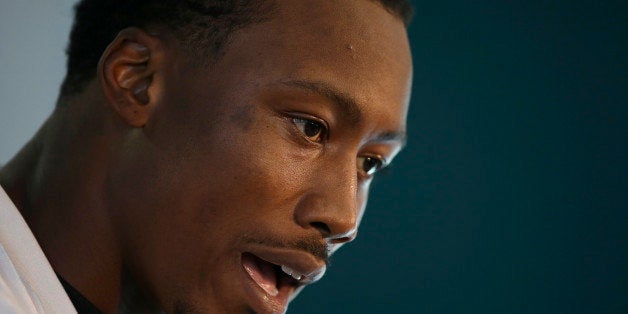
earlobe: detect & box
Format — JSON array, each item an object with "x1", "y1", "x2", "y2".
[{"x1": 98, "y1": 28, "x2": 162, "y2": 127}]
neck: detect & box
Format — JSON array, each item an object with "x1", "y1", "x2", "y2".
[{"x1": 0, "y1": 91, "x2": 124, "y2": 313}]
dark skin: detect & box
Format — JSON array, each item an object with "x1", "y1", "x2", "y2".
[{"x1": 0, "y1": 0, "x2": 412, "y2": 313}]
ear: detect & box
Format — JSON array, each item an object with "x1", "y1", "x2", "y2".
[{"x1": 98, "y1": 27, "x2": 163, "y2": 127}]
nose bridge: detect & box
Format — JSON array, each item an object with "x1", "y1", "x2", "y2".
[{"x1": 294, "y1": 153, "x2": 358, "y2": 243}]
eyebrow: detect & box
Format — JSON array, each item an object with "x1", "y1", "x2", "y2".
[
  {"x1": 281, "y1": 79, "x2": 363, "y2": 125},
  {"x1": 374, "y1": 130, "x2": 407, "y2": 149},
  {"x1": 281, "y1": 79, "x2": 407, "y2": 149}
]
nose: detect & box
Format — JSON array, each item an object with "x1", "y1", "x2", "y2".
[{"x1": 294, "y1": 157, "x2": 359, "y2": 244}]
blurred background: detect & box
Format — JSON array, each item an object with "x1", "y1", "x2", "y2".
[{"x1": 1, "y1": 1, "x2": 626, "y2": 313}]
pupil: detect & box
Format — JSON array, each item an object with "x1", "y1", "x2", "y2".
[
  {"x1": 304, "y1": 121, "x2": 321, "y2": 137},
  {"x1": 364, "y1": 157, "x2": 378, "y2": 172}
]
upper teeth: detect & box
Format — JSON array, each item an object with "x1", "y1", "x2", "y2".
[{"x1": 281, "y1": 265, "x2": 303, "y2": 281}]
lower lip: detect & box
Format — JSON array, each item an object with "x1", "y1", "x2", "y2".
[{"x1": 240, "y1": 253, "x2": 293, "y2": 314}]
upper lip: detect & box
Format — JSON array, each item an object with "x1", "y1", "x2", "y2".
[{"x1": 246, "y1": 244, "x2": 327, "y2": 285}]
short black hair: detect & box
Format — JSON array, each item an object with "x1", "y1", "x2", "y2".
[{"x1": 60, "y1": 0, "x2": 412, "y2": 98}]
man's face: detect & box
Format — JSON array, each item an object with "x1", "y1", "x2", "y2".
[{"x1": 107, "y1": 0, "x2": 411, "y2": 313}]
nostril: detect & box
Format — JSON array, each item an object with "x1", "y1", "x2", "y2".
[
  {"x1": 310, "y1": 222, "x2": 331, "y2": 237},
  {"x1": 328, "y1": 229, "x2": 357, "y2": 244}
]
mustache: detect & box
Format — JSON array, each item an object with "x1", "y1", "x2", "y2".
[{"x1": 243, "y1": 235, "x2": 330, "y2": 265}]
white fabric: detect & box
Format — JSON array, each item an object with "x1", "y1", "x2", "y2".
[{"x1": 0, "y1": 187, "x2": 76, "y2": 313}]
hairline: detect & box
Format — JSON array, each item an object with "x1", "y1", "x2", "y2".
[{"x1": 59, "y1": 0, "x2": 411, "y2": 101}]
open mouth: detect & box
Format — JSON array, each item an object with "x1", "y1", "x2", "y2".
[
  {"x1": 241, "y1": 252, "x2": 302, "y2": 297},
  {"x1": 240, "y1": 248, "x2": 326, "y2": 313}
]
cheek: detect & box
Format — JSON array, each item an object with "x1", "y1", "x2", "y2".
[
  {"x1": 203, "y1": 119, "x2": 308, "y2": 216},
  {"x1": 140, "y1": 105, "x2": 310, "y2": 233}
]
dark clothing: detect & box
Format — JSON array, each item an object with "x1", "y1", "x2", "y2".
[{"x1": 57, "y1": 275, "x2": 102, "y2": 314}]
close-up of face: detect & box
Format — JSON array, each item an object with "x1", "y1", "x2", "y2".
[
  {"x1": 104, "y1": 0, "x2": 412, "y2": 313},
  {"x1": 4, "y1": 0, "x2": 627, "y2": 313}
]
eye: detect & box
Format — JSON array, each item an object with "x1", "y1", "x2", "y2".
[
  {"x1": 357, "y1": 155, "x2": 385, "y2": 177},
  {"x1": 292, "y1": 117, "x2": 327, "y2": 143}
]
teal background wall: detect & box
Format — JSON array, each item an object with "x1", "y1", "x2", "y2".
[
  {"x1": 0, "y1": 1, "x2": 625, "y2": 313},
  {"x1": 293, "y1": 1, "x2": 627, "y2": 313}
]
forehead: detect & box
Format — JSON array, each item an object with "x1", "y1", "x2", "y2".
[{"x1": 186, "y1": 0, "x2": 412, "y2": 128}]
